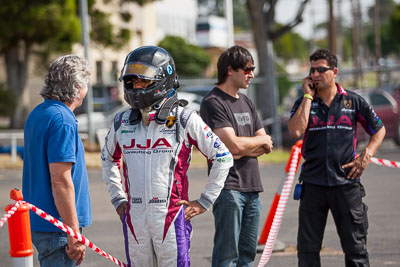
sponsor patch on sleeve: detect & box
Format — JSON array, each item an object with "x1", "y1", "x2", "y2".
[
  {"x1": 214, "y1": 137, "x2": 222, "y2": 148},
  {"x1": 216, "y1": 151, "x2": 232, "y2": 163}
]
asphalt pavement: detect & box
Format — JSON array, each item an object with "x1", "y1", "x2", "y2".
[{"x1": 0, "y1": 141, "x2": 399, "y2": 266}]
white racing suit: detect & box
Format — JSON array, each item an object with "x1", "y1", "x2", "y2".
[{"x1": 101, "y1": 106, "x2": 233, "y2": 267}]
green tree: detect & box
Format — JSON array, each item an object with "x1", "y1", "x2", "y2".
[
  {"x1": 389, "y1": 5, "x2": 400, "y2": 45},
  {"x1": 0, "y1": 1, "x2": 79, "y2": 127},
  {"x1": 366, "y1": 22, "x2": 400, "y2": 57},
  {"x1": 367, "y1": 0, "x2": 397, "y2": 25},
  {"x1": 0, "y1": 0, "x2": 150, "y2": 128},
  {"x1": 158, "y1": 35, "x2": 211, "y2": 78},
  {"x1": 0, "y1": 84, "x2": 16, "y2": 117},
  {"x1": 364, "y1": 2, "x2": 400, "y2": 58},
  {"x1": 275, "y1": 66, "x2": 294, "y2": 105},
  {"x1": 273, "y1": 27, "x2": 308, "y2": 63}
]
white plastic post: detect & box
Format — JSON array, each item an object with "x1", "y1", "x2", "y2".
[
  {"x1": 11, "y1": 135, "x2": 16, "y2": 163},
  {"x1": 12, "y1": 255, "x2": 33, "y2": 267}
]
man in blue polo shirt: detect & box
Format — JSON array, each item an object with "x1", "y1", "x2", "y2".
[
  {"x1": 288, "y1": 49, "x2": 386, "y2": 267},
  {"x1": 22, "y1": 55, "x2": 91, "y2": 266}
]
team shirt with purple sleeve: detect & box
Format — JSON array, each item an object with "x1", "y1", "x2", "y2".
[{"x1": 290, "y1": 83, "x2": 384, "y2": 186}]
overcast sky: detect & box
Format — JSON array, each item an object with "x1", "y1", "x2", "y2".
[{"x1": 275, "y1": 0, "x2": 400, "y2": 39}]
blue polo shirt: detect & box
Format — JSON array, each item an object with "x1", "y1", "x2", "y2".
[{"x1": 22, "y1": 99, "x2": 91, "y2": 232}]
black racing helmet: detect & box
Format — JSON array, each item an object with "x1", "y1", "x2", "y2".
[{"x1": 120, "y1": 46, "x2": 179, "y2": 109}]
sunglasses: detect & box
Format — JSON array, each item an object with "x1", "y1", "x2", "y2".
[
  {"x1": 242, "y1": 66, "x2": 256, "y2": 75},
  {"x1": 309, "y1": 66, "x2": 334, "y2": 74}
]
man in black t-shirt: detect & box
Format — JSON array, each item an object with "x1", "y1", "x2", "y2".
[
  {"x1": 200, "y1": 45, "x2": 273, "y2": 267},
  {"x1": 288, "y1": 49, "x2": 386, "y2": 267}
]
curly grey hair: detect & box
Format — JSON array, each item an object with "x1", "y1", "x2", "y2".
[{"x1": 40, "y1": 55, "x2": 91, "y2": 103}]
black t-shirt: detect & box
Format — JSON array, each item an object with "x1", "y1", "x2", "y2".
[
  {"x1": 290, "y1": 83, "x2": 384, "y2": 186},
  {"x1": 200, "y1": 87, "x2": 264, "y2": 192}
]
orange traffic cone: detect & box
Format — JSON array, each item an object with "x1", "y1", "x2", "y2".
[
  {"x1": 257, "y1": 140, "x2": 303, "y2": 246},
  {"x1": 5, "y1": 188, "x2": 33, "y2": 267}
]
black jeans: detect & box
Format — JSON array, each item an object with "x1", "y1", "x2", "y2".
[{"x1": 297, "y1": 182, "x2": 370, "y2": 267}]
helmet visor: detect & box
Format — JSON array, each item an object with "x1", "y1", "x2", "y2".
[{"x1": 120, "y1": 62, "x2": 160, "y2": 81}]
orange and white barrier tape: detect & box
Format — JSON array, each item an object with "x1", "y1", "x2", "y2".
[
  {"x1": 0, "y1": 201, "x2": 21, "y2": 229},
  {"x1": 28, "y1": 203, "x2": 127, "y2": 267},
  {"x1": 370, "y1": 156, "x2": 400, "y2": 169},
  {"x1": 1, "y1": 199, "x2": 127, "y2": 267},
  {"x1": 257, "y1": 146, "x2": 302, "y2": 267},
  {"x1": 257, "y1": 140, "x2": 303, "y2": 245}
]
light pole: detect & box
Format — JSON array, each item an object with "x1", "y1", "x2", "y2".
[
  {"x1": 224, "y1": 0, "x2": 234, "y2": 47},
  {"x1": 79, "y1": 0, "x2": 95, "y2": 147}
]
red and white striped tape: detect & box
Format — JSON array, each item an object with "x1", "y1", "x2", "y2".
[
  {"x1": 257, "y1": 147, "x2": 302, "y2": 267},
  {"x1": 0, "y1": 200, "x2": 127, "y2": 266},
  {"x1": 27, "y1": 203, "x2": 127, "y2": 267},
  {"x1": 370, "y1": 156, "x2": 400, "y2": 169},
  {"x1": 0, "y1": 201, "x2": 21, "y2": 229}
]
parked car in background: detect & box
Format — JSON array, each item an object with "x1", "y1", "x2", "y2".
[
  {"x1": 355, "y1": 89, "x2": 400, "y2": 146},
  {"x1": 177, "y1": 92, "x2": 202, "y2": 111},
  {"x1": 76, "y1": 104, "x2": 130, "y2": 133},
  {"x1": 180, "y1": 84, "x2": 214, "y2": 97}
]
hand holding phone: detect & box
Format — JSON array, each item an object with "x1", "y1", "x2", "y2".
[{"x1": 302, "y1": 76, "x2": 316, "y2": 96}]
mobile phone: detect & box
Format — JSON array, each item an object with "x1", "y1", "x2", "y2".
[{"x1": 307, "y1": 76, "x2": 315, "y2": 91}]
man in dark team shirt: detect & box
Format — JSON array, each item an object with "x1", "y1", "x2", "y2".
[
  {"x1": 288, "y1": 49, "x2": 386, "y2": 267},
  {"x1": 200, "y1": 45, "x2": 273, "y2": 267}
]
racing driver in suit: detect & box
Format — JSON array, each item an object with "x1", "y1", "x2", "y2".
[{"x1": 101, "y1": 46, "x2": 233, "y2": 267}]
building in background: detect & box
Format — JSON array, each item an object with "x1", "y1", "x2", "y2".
[
  {"x1": 155, "y1": 0, "x2": 198, "y2": 43},
  {"x1": 196, "y1": 16, "x2": 228, "y2": 48}
]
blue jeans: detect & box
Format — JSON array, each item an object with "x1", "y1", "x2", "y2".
[
  {"x1": 32, "y1": 230, "x2": 81, "y2": 267},
  {"x1": 212, "y1": 189, "x2": 262, "y2": 267}
]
